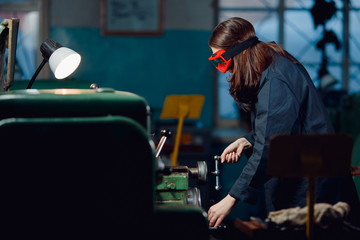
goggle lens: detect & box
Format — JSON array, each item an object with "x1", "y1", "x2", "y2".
[{"x1": 210, "y1": 57, "x2": 226, "y2": 67}]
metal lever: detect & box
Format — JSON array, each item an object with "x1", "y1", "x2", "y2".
[
  {"x1": 155, "y1": 129, "x2": 171, "y2": 158},
  {"x1": 212, "y1": 155, "x2": 222, "y2": 191}
]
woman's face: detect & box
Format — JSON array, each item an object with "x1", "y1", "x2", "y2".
[{"x1": 210, "y1": 47, "x2": 221, "y2": 54}]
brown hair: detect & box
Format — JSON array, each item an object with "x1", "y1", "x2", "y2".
[{"x1": 209, "y1": 17, "x2": 299, "y2": 106}]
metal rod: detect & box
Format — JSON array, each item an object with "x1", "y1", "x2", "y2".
[
  {"x1": 155, "y1": 137, "x2": 167, "y2": 158},
  {"x1": 213, "y1": 155, "x2": 222, "y2": 191},
  {"x1": 27, "y1": 58, "x2": 47, "y2": 89},
  {"x1": 155, "y1": 129, "x2": 171, "y2": 158}
]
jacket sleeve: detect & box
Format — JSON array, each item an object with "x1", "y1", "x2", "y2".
[
  {"x1": 243, "y1": 131, "x2": 255, "y2": 146},
  {"x1": 229, "y1": 77, "x2": 301, "y2": 203}
]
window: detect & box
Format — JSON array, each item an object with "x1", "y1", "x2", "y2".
[
  {"x1": 216, "y1": 0, "x2": 359, "y2": 127},
  {"x1": 0, "y1": 0, "x2": 48, "y2": 81}
]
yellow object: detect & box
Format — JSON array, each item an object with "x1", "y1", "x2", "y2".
[{"x1": 160, "y1": 95, "x2": 204, "y2": 166}]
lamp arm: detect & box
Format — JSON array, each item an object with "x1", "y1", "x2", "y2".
[{"x1": 26, "y1": 58, "x2": 48, "y2": 89}]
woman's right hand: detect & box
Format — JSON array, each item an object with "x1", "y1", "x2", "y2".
[{"x1": 220, "y1": 138, "x2": 252, "y2": 163}]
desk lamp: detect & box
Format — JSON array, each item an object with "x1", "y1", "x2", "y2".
[{"x1": 26, "y1": 38, "x2": 81, "y2": 89}]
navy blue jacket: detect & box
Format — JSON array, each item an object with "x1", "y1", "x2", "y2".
[{"x1": 228, "y1": 54, "x2": 360, "y2": 224}]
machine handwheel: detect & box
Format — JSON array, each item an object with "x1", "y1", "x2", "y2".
[{"x1": 197, "y1": 161, "x2": 208, "y2": 184}]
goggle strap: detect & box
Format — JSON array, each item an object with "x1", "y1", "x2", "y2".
[{"x1": 222, "y1": 37, "x2": 259, "y2": 60}]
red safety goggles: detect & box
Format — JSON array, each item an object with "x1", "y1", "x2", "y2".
[
  {"x1": 208, "y1": 37, "x2": 259, "y2": 73},
  {"x1": 208, "y1": 49, "x2": 232, "y2": 73}
]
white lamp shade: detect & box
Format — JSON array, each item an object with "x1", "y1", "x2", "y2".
[{"x1": 49, "y1": 47, "x2": 81, "y2": 79}]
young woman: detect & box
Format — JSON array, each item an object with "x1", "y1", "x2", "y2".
[{"x1": 207, "y1": 17, "x2": 360, "y2": 227}]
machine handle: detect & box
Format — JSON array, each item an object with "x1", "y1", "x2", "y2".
[
  {"x1": 155, "y1": 129, "x2": 171, "y2": 158},
  {"x1": 212, "y1": 155, "x2": 222, "y2": 192}
]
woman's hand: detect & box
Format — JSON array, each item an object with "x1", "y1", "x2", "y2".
[
  {"x1": 221, "y1": 138, "x2": 252, "y2": 163},
  {"x1": 208, "y1": 194, "x2": 237, "y2": 227}
]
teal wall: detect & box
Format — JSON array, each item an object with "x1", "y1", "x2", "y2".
[{"x1": 51, "y1": 27, "x2": 214, "y2": 128}]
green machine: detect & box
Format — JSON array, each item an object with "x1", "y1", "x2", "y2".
[
  {"x1": 0, "y1": 88, "x2": 154, "y2": 238},
  {"x1": 153, "y1": 129, "x2": 209, "y2": 207},
  {"x1": 156, "y1": 162, "x2": 208, "y2": 206},
  {"x1": 0, "y1": 88, "x2": 151, "y2": 133},
  {"x1": 0, "y1": 87, "x2": 209, "y2": 239}
]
